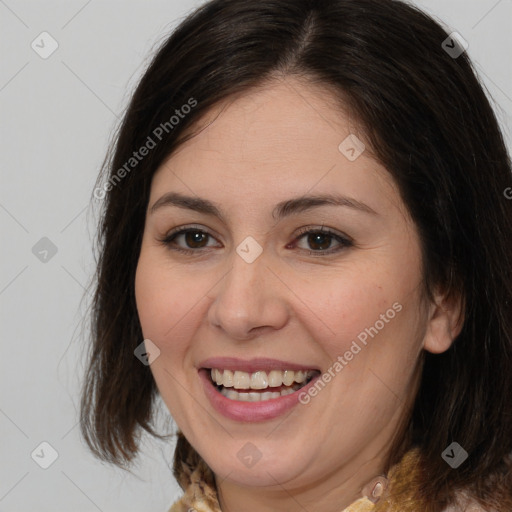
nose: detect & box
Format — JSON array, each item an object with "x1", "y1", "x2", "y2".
[{"x1": 207, "y1": 246, "x2": 290, "y2": 341}]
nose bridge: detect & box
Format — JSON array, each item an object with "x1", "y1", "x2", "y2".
[{"x1": 207, "y1": 243, "x2": 288, "y2": 339}]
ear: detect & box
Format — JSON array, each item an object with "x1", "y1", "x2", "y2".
[{"x1": 423, "y1": 289, "x2": 464, "y2": 354}]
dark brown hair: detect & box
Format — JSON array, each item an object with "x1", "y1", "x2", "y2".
[{"x1": 80, "y1": 0, "x2": 512, "y2": 509}]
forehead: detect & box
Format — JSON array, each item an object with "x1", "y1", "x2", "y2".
[
  {"x1": 169, "y1": 78, "x2": 361, "y2": 164},
  {"x1": 149, "y1": 77, "x2": 400, "y2": 219}
]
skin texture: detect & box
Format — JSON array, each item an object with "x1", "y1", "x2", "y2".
[{"x1": 134, "y1": 77, "x2": 462, "y2": 512}]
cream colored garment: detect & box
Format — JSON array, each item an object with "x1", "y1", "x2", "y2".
[{"x1": 168, "y1": 497, "x2": 376, "y2": 512}]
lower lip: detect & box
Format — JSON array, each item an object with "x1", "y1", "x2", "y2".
[{"x1": 199, "y1": 369, "x2": 319, "y2": 422}]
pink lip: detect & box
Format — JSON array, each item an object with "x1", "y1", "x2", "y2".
[
  {"x1": 199, "y1": 368, "x2": 320, "y2": 422},
  {"x1": 198, "y1": 357, "x2": 319, "y2": 373}
]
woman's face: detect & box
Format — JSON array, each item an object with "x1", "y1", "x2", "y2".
[{"x1": 135, "y1": 78, "x2": 451, "y2": 500}]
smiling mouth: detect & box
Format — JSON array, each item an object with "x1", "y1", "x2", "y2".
[{"x1": 207, "y1": 368, "x2": 320, "y2": 402}]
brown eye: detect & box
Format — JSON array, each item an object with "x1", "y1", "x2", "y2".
[
  {"x1": 160, "y1": 226, "x2": 220, "y2": 254},
  {"x1": 305, "y1": 232, "x2": 333, "y2": 251},
  {"x1": 294, "y1": 227, "x2": 353, "y2": 256},
  {"x1": 183, "y1": 230, "x2": 209, "y2": 248}
]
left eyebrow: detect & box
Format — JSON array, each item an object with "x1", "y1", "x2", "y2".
[
  {"x1": 272, "y1": 193, "x2": 378, "y2": 219},
  {"x1": 149, "y1": 191, "x2": 378, "y2": 220}
]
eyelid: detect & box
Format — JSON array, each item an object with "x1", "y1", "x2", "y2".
[
  {"x1": 163, "y1": 223, "x2": 216, "y2": 239},
  {"x1": 294, "y1": 224, "x2": 352, "y2": 242}
]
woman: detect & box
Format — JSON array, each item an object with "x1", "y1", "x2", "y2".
[{"x1": 80, "y1": 0, "x2": 512, "y2": 510}]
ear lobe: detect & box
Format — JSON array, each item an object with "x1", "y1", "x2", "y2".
[{"x1": 423, "y1": 291, "x2": 464, "y2": 354}]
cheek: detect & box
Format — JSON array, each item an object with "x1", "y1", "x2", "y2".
[
  {"x1": 135, "y1": 260, "x2": 166, "y2": 340},
  {"x1": 134, "y1": 249, "x2": 218, "y2": 385},
  {"x1": 290, "y1": 262, "x2": 422, "y2": 371},
  {"x1": 290, "y1": 270, "x2": 395, "y2": 352},
  {"x1": 135, "y1": 250, "x2": 190, "y2": 347},
  {"x1": 134, "y1": 252, "x2": 199, "y2": 418}
]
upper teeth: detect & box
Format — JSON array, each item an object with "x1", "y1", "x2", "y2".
[{"x1": 210, "y1": 368, "x2": 316, "y2": 389}]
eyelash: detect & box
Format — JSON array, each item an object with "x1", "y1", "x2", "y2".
[{"x1": 157, "y1": 224, "x2": 353, "y2": 257}]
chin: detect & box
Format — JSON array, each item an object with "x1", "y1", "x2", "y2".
[{"x1": 203, "y1": 443, "x2": 313, "y2": 488}]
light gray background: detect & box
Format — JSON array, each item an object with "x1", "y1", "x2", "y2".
[{"x1": 1, "y1": 1, "x2": 511, "y2": 511}]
